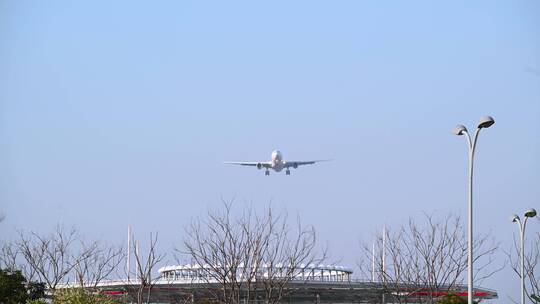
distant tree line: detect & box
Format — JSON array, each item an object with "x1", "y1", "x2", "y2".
[
  {"x1": 358, "y1": 213, "x2": 501, "y2": 304},
  {"x1": 1, "y1": 203, "x2": 538, "y2": 304}
]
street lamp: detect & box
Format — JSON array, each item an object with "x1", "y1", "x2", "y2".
[
  {"x1": 453, "y1": 115, "x2": 495, "y2": 304},
  {"x1": 511, "y1": 208, "x2": 537, "y2": 304}
]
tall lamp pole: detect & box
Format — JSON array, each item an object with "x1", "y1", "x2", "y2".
[
  {"x1": 453, "y1": 116, "x2": 495, "y2": 304},
  {"x1": 511, "y1": 208, "x2": 537, "y2": 304}
]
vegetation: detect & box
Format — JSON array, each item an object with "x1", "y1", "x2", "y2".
[
  {"x1": 0, "y1": 209, "x2": 523, "y2": 303},
  {"x1": 436, "y1": 294, "x2": 467, "y2": 304},
  {"x1": 26, "y1": 300, "x2": 47, "y2": 304},
  {"x1": 509, "y1": 232, "x2": 540, "y2": 303},
  {"x1": 0, "y1": 267, "x2": 117, "y2": 304},
  {"x1": 181, "y1": 202, "x2": 325, "y2": 304},
  {"x1": 53, "y1": 288, "x2": 119, "y2": 304},
  {"x1": 1, "y1": 226, "x2": 124, "y2": 297},
  {"x1": 26, "y1": 282, "x2": 46, "y2": 302},
  {"x1": 0, "y1": 268, "x2": 45, "y2": 304},
  {"x1": 129, "y1": 232, "x2": 164, "y2": 304},
  {"x1": 359, "y1": 213, "x2": 499, "y2": 303},
  {"x1": 0, "y1": 268, "x2": 27, "y2": 304}
]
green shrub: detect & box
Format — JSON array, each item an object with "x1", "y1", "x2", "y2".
[
  {"x1": 26, "y1": 299, "x2": 48, "y2": 304},
  {"x1": 27, "y1": 282, "x2": 46, "y2": 300},
  {"x1": 436, "y1": 294, "x2": 467, "y2": 304},
  {"x1": 0, "y1": 268, "x2": 28, "y2": 304},
  {"x1": 54, "y1": 289, "x2": 119, "y2": 304}
]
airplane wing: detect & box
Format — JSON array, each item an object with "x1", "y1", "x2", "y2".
[
  {"x1": 223, "y1": 162, "x2": 272, "y2": 168},
  {"x1": 284, "y1": 159, "x2": 332, "y2": 168}
]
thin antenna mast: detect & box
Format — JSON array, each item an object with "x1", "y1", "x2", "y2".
[
  {"x1": 382, "y1": 225, "x2": 387, "y2": 304},
  {"x1": 372, "y1": 242, "x2": 375, "y2": 282},
  {"x1": 382, "y1": 226, "x2": 386, "y2": 277},
  {"x1": 136, "y1": 240, "x2": 140, "y2": 281},
  {"x1": 127, "y1": 226, "x2": 131, "y2": 281}
]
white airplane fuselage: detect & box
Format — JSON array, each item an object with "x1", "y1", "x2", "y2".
[{"x1": 270, "y1": 150, "x2": 285, "y2": 172}]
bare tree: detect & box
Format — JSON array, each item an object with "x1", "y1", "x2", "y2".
[
  {"x1": 359, "y1": 213, "x2": 499, "y2": 304},
  {"x1": 0, "y1": 241, "x2": 19, "y2": 271},
  {"x1": 16, "y1": 226, "x2": 82, "y2": 293},
  {"x1": 180, "y1": 201, "x2": 325, "y2": 304},
  {"x1": 73, "y1": 240, "x2": 125, "y2": 288},
  {"x1": 131, "y1": 232, "x2": 165, "y2": 304},
  {"x1": 1, "y1": 239, "x2": 44, "y2": 283},
  {"x1": 180, "y1": 202, "x2": 254, "y2": 304},
  {"x1": 508, "y1": 232, "x2": 540, "y2": 303},
  {"x1": 258, "y1": 212, "x2": 323, "y2": 304}
]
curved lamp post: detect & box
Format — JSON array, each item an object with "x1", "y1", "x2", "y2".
[
  {"x1": 511, "y1": 208, "x2": 537, "y2": 304},
  {"x1": 453, "y1": 116, "x2": 495, "y2": 304}
]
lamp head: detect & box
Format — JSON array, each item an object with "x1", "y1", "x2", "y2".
[
  {"x1": 525, "y1": 208, "x2": 537, "y2": 218},
  {"x1": 510, "y1": 214, "x2": 520, "y2": 223},
  {"x1": 453, "y1": 124, "x2": 468, "y2": 136},
  {"x1": 478, "y1": 116, "x2": 495, "y2": 129}
]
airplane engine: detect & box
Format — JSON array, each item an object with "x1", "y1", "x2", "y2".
[
  {"x1": 293, "y1": 163, "x2": 298, "y2": 169},
  {"x1": 257, "y1": 163, "x2": 262, "y2": 169}
]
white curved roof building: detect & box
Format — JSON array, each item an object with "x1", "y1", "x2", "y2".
[
  {"x1": 158, "y1": 263, "x2": 353, "y2": 282},
  {"x1": 56, "y1": 263, "x2": 498, "y2": 303}
]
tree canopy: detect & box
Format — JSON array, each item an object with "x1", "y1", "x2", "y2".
[
  {"x1": 0, "y1": 267, "x2": 45, "y2": 304},
  {"x1": 0, "y1": 268, "x2": 30, "y2": 304},
  {"x1": 436, "y1": 294, "x2": 470, "y2": 304}
]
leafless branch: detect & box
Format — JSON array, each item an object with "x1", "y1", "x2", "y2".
[
  {"x1": 73, "y1": 240, "x2": 125, "y2": 288},
  {"x1": 178, "y1": 201, "x2": 326, "y2": 304},
  {"x1": 507, "y1": 232, "x2": 540, "y2": 303},
  {"x1": 16, "y1": 225, "x2": 79, "y2": 293},
  {"x1": 132, "y1": 232, "x2": 165, "y2": 304},
  {"x1": 359, "y1": 213, "x2": 499, "y2": 303}
]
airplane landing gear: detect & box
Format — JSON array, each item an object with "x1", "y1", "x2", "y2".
[
  {"x1": 265, "y1": 170, "x2": 270, "y2": 176},
  {"x1": 286, "y1": 169, "x2": 291, "y2": 175}
]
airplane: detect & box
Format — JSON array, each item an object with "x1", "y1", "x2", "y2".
[{"x1": 224, "y1": 150, "x2": 330, "y2": 175}]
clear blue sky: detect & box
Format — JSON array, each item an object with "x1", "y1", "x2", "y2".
[{"x1": 0, "y1": 0, "x2": 539, "y2": 301}]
